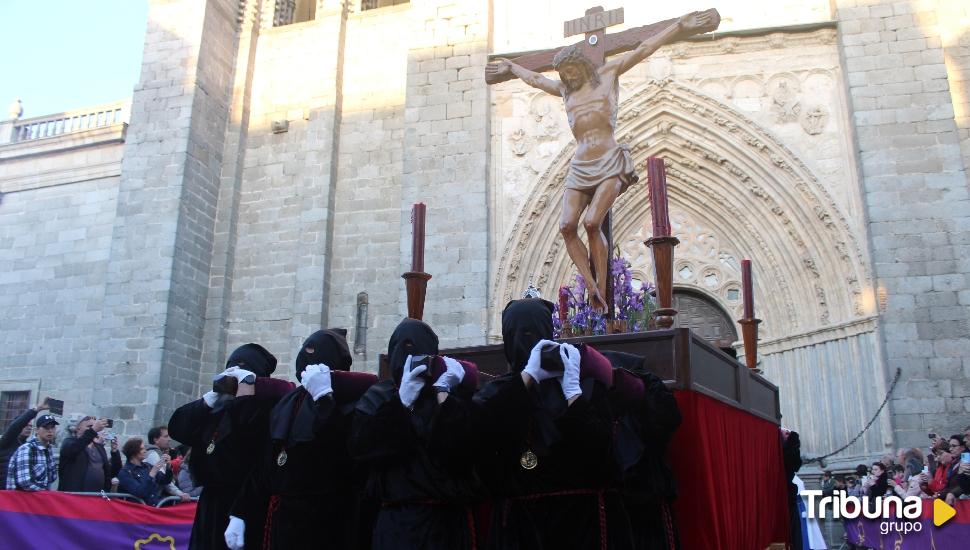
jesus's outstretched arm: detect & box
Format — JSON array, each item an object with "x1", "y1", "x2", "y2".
[
  {"x1": 609, "y1": 10, "x2": 719, "y2": 76},
  {"x1": 485, "y1": 58, "x2": 564, "y2": 97}
]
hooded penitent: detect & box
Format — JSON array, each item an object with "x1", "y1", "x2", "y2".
[
  {"x1": 225, "y1": 343, "x2": 278, "y2": 377},
  {"x1": 387, "y1": 318, "x2": 439, "y2": 384},
  {"x1": 271, "y1": 328, "x2": 373, "y2": 447},
  {"x1": 501, "y1": 298, "x2": 555, "y2": 372},
  {"x1": 295, "y1": 328, "x2": 353, "y2": 381}
]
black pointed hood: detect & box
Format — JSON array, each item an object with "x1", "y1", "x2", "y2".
[
  {"x1": 295, "y1": 329, "x2": 353, "y2": 382},
  {"x1": 387, "y1": 319, "x2": 439, "y2": 384},
  {"x1": 501, "y1": 298, "x2": 555, "y2": 372}
]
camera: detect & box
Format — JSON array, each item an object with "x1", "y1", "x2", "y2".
[
  {"x1": 409, "y1": 355, "x2": 435, "y2": 379},
  {"x1": 213, "y1": 366, "x2": 256, "y2": 394},
  {"x1": 540, "y1": 344, "x2": 565, "y2": 372},
  {"x1": 213, "y1": 375, "x2": 239, "y2": 395}
]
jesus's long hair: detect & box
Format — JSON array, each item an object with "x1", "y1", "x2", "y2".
[{"x1": 552, "y1": 44, "x2": 601, "y2": 93}]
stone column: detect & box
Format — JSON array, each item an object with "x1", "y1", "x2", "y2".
[
  {"x1": 835, "y1": 0, "x2": 970, "y2": 449},
  {"x1": 96, "y1": 0, "x2": 241, "y2": 435}
]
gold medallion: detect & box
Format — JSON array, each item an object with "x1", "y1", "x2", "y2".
[
  {"x1": 206, "y1": 442, "x2": 215, "y2": 455},
  {"x1": 277, "y1": 449, "x2": 288, "y2": 467},
  {"x1": 519, "y1": 449, "x2": 538, "y2": 470}
]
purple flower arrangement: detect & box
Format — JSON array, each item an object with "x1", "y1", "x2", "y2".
[{"x1": 553, "y1": 251, "x2": 656, "y2": 338}]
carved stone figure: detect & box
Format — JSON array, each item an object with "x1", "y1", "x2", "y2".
[{"x1": 770, "y1": 81, "x2": 801, "y2": 124}]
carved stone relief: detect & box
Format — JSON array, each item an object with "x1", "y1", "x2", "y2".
[
  {"x1": 769, "y1": 80, "x2": 801, "y2": 124},
  {"x1": 801, "y1": 105, "x2": 828, "y2": 135}
]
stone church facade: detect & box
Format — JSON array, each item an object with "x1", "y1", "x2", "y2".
[{"x1": 1, "y1": 0, "x2": 968, "y2": 468}]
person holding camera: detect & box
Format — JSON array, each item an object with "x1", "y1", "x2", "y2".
[
  {"x1": 226, "y1": 328, "x2": 378, "y2": 550},
  {"x1": 118, "y1": 437, "x2": 173, "y2": 506},
  {"x1": 145, "y1": 426, "x2": 191, "y2": 503},
  {"x1": 6, "y1": 414, "x2": 59, "y2": 491},
  {"x1": 0, "y1": 396, "x2": 51, "y2": 483},
  {"x1": 58, "y1": 415, "x2": 122, "y2": 493},
  {"x1": 169, "y1": 343, "x2": 291, "y2": 550},
  {"x1": 350, "y1": 319, "x2": 484, "y2": 550}
]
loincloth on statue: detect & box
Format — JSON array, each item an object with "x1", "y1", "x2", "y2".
[{"x1": 563, "y1": 144, "x2": 639, "y2": 193}]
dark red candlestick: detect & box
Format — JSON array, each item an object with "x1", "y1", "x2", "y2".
[
  {"x1": 411, "y1": 202, "x2": 426, "y2": 272},
  {"x1": 558, "y1": 286, "x2": 569, "y2": 324},
  {"x1": 741, "y1": 259, "x2": 754, "y2": 319},
  {"x1": 647, "y1": 157, "x2": 671, "y2": 237}
]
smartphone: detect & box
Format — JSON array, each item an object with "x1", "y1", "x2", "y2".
[
  {"x1": 961, "y1": 452, "x2": 970, "y2": 464},
  {"x1": 105, "y1": 418, "x2": 114, "y2": 429},
  {"x1": 928, "y1": 432, "x2": 938, "y2": 440},
  {"x1": 47, "y1": 399, "x2": 64, "y2": 416}
]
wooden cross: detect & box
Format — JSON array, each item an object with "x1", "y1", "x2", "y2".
[{"x1": 485, "y1": 7, "x2": 720, "y2": 85}]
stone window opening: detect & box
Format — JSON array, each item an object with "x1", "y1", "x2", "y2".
[
  {"x1": 0, "y1": 391, "x2": 30, "y2": 431},
  {"x1": 360, "y1": 0, "x2": 409, "y2": 11},
  {"x1": 274, "y1": 0, "x2": 317, "y2": 27}
]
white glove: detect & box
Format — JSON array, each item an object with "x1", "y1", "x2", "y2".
[
  {"x1": 522, "y1": 340, "x2": 563, "y2": 384},
  {"x1": 225, "y1": 515, "x2": 245, "y2": 550},
  {"x1": 223, "y1": 366, "x2": 257, "y2": 384},
  {"x1": 558, "y1": 343, "x2": 582, "y2": 401},
  {"x1": 398, "y1": 355, "x2": 428, "y2": 409},
  {"x1": 202, "y1": 391, "x2": 220, "y2": 408},
  {"x1": 302, "y1": 364, "x2": 333, "y2": 400},
  {"x1": 433, "y1": 357, "x2": 465, "y2": 393}
]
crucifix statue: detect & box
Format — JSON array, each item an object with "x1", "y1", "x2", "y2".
[{"x1": 486, "y1": 7, "x2": 720, "y2": 312}]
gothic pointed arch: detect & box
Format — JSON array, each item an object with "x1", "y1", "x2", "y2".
[{"x1": 490, "y1": 79, "x2": 873, "y2": 342}]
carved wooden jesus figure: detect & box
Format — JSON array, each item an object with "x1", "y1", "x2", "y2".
[{"x1": 487, "y1": 10, "x2": 718, "y2": 312}]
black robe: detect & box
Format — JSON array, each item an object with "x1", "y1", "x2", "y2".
[
  {"x1": 472, "y1": 373, "x2": 634, "y2": 550},
  {"x1": 349, "y1": 380, "x2": 483, "y2": 550},
  {"x1": 601, "y1": 351, "x2": 683, "y2": 550},
  {"x1": 230, "y1": 385, "x2": 365, "y2": 550},
  {"x1": 169, "y1": 394, "x2": 278, "y2": 550}
]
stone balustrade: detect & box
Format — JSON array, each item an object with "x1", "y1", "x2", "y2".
[{"x1": 3, "y1": 100, "x2": 130, "y2": 144}]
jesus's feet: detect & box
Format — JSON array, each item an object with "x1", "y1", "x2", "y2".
[{"x1": 590, "y1": 288, "x2": 608, "y2": 314}]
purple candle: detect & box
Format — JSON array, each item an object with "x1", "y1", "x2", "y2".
[
  {"x1": 647, "y1": 157, "x2": 671, "y2": 237},
  {"x1": 741, "y1": 259, "x2": 754, "y2": 319},
  {"x1": 411, "y1": 203, "x2": 426, "y2": 272}
]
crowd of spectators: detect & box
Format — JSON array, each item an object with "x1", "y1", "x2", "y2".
[
  {"x1": 1, "y1": 397, "x2": 201, "y2": 506},
  {"x1": 818, "y1": 427, "x2": 970, "y2": 505}
]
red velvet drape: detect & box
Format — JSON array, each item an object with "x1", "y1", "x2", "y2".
[{"x1": 668, "y1": 391, "x2": 791, "y2": 550}]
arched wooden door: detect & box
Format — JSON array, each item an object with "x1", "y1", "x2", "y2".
[{"x1": 672, "y1": 289, "x2": 738, "y2": 350}]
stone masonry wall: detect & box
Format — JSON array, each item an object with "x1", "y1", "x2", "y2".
[
  {"x1": 223, "y1": 8, "x2": 346, "y2": 376},
  {"x1": 400, "y1": 0, "x2": 492, "y2": 348},
  {"x1": 0, "y1": 176, "x2": 119, "y2": 421},
  {"x1": 326, "y1": 5, "x2": 409, "y2": 373},
  {"x1": 835, "y1": 0, "x2": 970, "y2": 449},
  {"x1": 96, "y1": 0, "x2": 240, "y2": 435},
  {"x1": 937, "y1": 0, "x2": 970, "y2": 174}
]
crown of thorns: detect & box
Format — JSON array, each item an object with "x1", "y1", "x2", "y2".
[{"x1": 552, "y1": 45, "x2": 595, "y2": 72}]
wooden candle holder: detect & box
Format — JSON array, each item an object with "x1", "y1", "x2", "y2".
[
  {"x1": 645, "y1": 235, "x2": 679, "y2": 329},
  {"x1": 738, "y1": 317, "x2": 762, "y2": 371},
  {"x1": 402, "y1": 271, "x2": 432, "y2": 321}
]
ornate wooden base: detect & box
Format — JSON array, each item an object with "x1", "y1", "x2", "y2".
[
  {"x1": 738, "y1": 318, "x2": 762, "y2": 370},
  {"x1": 402, "y1": 271, "x2": 432, "y2": 320},
  {"x1": 653, "y1": 308, "x2": 677, "y2": 329}
]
